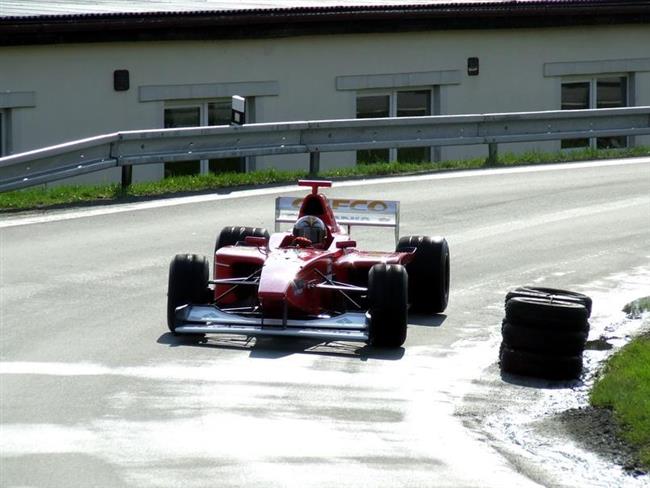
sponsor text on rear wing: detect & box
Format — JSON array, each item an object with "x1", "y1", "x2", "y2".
[{"x1": 275, "y1": 196, "x2": 400, "y2": 244}]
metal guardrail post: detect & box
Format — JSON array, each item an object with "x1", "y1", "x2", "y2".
[
  {"x1": 486, "y1": 143, "x2": 498, "y2": 166},
  {"x1": 121, "y1": 164, "x2": 132, "y2": 189},
  {"x1": 309, "y1": 151, "x2": 320, "y2": 176}
]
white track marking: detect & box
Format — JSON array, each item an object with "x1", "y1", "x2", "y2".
[{"x1": 1, "y1": 157, "x2": 648, "y2": 229}]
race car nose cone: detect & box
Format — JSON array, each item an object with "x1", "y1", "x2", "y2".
[{"x1": 258, "y1": 253, "x2": 303, "y2": 301}]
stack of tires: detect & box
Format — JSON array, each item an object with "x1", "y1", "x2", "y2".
[{"x1": 500, "y1": 287, "x2": 592, "y2": 380}]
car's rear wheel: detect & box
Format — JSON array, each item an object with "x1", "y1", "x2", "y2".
[
  {"x1": 167, "y1": 254, "x2": 210, "y2": 334},
  {"x1": 214, "y1": 226, "x2": 268, "y2": 302},
  {"x1": 215, "y1": 226, "x2": 270, "y2": 254},
  {"x1": 367, "y1": 263, "x2": 408, "y2": 348},
  {"x1": 396, "y1": 235, "x2": 449, "y2": 314}
]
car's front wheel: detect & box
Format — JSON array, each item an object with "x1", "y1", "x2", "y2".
[
  {"x1": 367, "y1": 263, "x2": 408, "y2": 348},
  {"x1": 167, "y1": 254, "x2": 210, "y2": 334}
]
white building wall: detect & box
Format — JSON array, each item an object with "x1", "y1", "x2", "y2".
[{"x1": 0, "y1": 23, "x2": 649, "y2": 184}]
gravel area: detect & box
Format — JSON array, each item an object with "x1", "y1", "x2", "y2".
[{"x1": 558, "y1": 406, "x2": 647, "y2": 477}]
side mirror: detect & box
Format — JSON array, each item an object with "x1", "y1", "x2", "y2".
[
  {"x1": 244, "y1": 236, "x2": 268, "y2": 247},
  {"x1": 336, "y1": 240, "x2": 357, "y2": 249}
]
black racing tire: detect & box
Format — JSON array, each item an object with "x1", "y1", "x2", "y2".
[
  {"x1": 499, "y1": 343, "x2": 583, "y2": 380},
  {"x1": 505, "y1": 297, "x2": 589, "y2": 332},
  {"x1": 396, "y1": 235, "x2": 450, "y2": 314},
  {"x1": 505, "y1": 286, "x2": 592, "y2": 317},
  {"x1": 215, "y1": 226, "x2": 269, "y2": 254},
  {"x1": 167, "y1": 254, "x2": 210, "y2": 334},
  {"x1": 501, "y1": 320, "x2": 587, "y2": 356},
  {"x1": 368, "y1": 263, "x2": 408, "y2": 348}
]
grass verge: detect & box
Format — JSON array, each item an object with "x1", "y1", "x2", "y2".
[
  {"x1": 591, "y1": 326, "x2": 650, "y2": 469},
  {"x1": 1, "y1": 145, "x2": 648, "y2": 212}
]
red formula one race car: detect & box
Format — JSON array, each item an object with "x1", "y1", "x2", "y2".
[{"x1": 167, "y1": 180, "x2": 449, "y2": 347}]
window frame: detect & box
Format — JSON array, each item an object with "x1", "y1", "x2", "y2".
[
  {"x1": 356, "y1": 88, "x2": 434, "y2": 163},
  {"x1": 560, "y1": 74, "x2": 629, "y2": 149}
]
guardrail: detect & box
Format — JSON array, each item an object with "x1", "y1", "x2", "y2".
[{"x1": 1, "y1": 106, "x2": 649, "y2": 192}]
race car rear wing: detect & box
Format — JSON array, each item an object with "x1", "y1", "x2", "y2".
[{"x1": 275, "y1": 196, "x2": 400, "y2": 244}]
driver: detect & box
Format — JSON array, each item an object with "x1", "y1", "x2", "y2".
[{"x1": 292, "y1": 215, "x2": 327, "y2": 246}]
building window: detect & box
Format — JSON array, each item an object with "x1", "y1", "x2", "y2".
[
  {"x1": 356, "y1": 90, "x2": 432, "y2": 164},
  {"x1": 396, "y1": 91, "x2": 431, "y2": 163},
  {"x1": 164, "y1": 106, "x2": 201, "y2": 177},
  {"x1": 356, "y1": 95, "x2": 389, "y2": 164},
  {"x1": 561, "y1": 76, "x2": 628, "y2": 149},
  {"x1": 0, "y1": 109, "x2": 6, "y2": 156},
  {"x1": 163, "y1": 100, "x2": 246, "y2": 178},
  {"x1": 206, "y1": 100, "x2": 244, "y2": 174}
]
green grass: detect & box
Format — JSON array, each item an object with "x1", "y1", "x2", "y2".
[
  {"x1": 0, "y1": 168, "x2": 306, "y2": 211},
  {"x1": 591, "y1": 332, "x2": 650, "y2": 468},
  {"x1": 1, "y1": 145, "x2": 648, "y2": 212}
]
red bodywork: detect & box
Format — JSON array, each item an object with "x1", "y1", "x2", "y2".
[{"x1": 214, "y1": 181, "x2": 412, "y2": 319}]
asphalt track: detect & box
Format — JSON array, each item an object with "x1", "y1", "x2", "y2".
[{"x1": 1, "y1": 158, "x2": 649, "y2": 487}]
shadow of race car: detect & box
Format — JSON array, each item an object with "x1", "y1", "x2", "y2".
[{"x1": 167, "y1": 180, "x2": 449, "y2": 348}]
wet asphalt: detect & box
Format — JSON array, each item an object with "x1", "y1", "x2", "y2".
[{"x1": 1, "y1": 159, "x2": 649, "y2": 487}]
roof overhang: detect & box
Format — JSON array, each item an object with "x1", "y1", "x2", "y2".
[{"x1": 1, "y1": 1, "x2": 649, "y2": 46}]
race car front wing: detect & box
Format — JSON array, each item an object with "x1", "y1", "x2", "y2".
[{"x1": 174, "y1": 304, "x2": 369, "y2": 342}]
